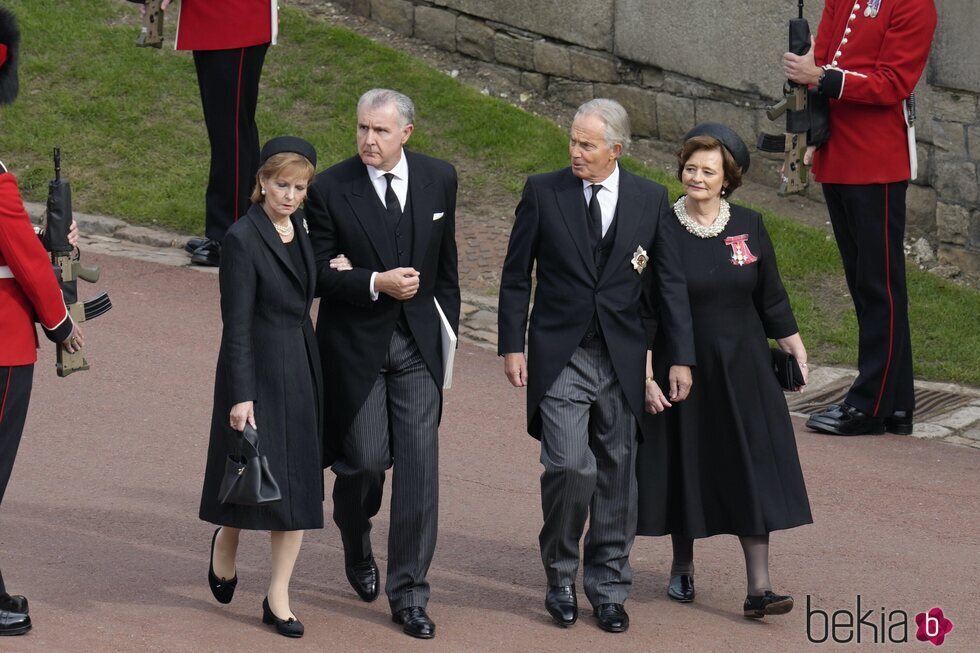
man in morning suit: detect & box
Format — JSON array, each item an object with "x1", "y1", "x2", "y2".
[
  {"x1": 133, "y1": 0, "x2": 277, "y2": 266},
  {"x1": 1, "y1": 7, "x2": 82, "y2": 635},
  {"x1": 783, "y1": 0, "x2": 937, "y2": 436},
  {"x1": 498, "y1": 99, "x2": 696, "y2": 632},
  {"x1": 305, "y1": 89, "x2": 460, "y2": 640}
]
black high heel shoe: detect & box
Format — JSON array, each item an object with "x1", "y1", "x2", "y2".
[
  {"x1": 262, "y1": 597, "x2": 304, "y2": 638},
  {"x1": 208, "y1": 527, "x2": 238, "y2": 604},
  {"x1": 743, "y1": 590, "x2": 794, "y2": 618}
]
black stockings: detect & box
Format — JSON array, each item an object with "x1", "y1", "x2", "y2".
[{"x1": 669, "y1": 533, "x2": 772, "y2": 595}]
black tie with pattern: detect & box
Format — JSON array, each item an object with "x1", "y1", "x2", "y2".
[
  {"x1": 384, "y1": 172, "x2": 401, "y2": 223},
  {"x1": 588, "y1": 184, "x2": 603, "y2": 243}
]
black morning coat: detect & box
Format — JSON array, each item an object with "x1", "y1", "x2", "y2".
[
  {"x1": 199, "y1": 204, "x2": 325, "y2": 531},
  {"x1": 498, "y1": 166, "x2": 696, "y2": 439},
  {"x1": 305, "y1": 150, "x2": 461, "y2": 462}
]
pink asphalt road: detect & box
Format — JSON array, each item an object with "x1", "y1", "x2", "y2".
[{"x1": 2, "y1": 252, "x2": 977, "y2": 652}]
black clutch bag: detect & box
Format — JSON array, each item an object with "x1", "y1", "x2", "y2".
[
  {"x1": 771, "y1": 348, "x2": 805, "y2": 391},
  {"x1": 218, "y1": 424, "x2": 282, "y2": 505}
]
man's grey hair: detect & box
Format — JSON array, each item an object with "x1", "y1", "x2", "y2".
[
  {"x1": 574, "y1": 98, "x2": 631, "y2": 152},
  {"x1": 357, "y1": 88, "x2": 415, "y2": 127}
]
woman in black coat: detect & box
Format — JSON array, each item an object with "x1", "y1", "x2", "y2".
[
  {"x1": 199, "y1": 137, "x2": 323, "y2": 638},
  {"x1": 637, "y1": 123, "x2": 812, "y2": 619}
]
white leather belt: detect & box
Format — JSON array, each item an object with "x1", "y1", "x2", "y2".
[{"x1": 0, "y1": 265, "x2": 13, "y2": 279}]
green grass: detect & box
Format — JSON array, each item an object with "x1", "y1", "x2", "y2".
[{"x1": 2, "y1": 0, "x2": 978, "y2": 385}]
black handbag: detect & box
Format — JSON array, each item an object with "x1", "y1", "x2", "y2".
[
  {"x1": 218, "y1": 424, "x2": 282, "y2": 505},
  {"x1": 771, "y1": 348, "x2": 805, "y2": 391}
]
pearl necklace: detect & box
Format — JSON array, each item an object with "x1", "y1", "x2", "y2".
[
  {"x1": 272, "y1": 219, "x2": 294, "y2": 237},
  {"x1": 673, "y1": 196, "x2": 730, "y2": 239}
]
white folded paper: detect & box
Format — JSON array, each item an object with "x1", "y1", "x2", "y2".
[{"x1": 434, "y1": 299, "x2": 457, "y2": 389}]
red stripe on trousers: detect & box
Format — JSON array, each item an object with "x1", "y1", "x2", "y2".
[
  {"x1": 873, "y1": 184, "x2": 895, "y2": 416},
  {"x1": 0, "y1": 367, "x2": 11, "y2": 424},
  {"x1": 233, "y1": 48, "x2": 245, "y2": 222}
]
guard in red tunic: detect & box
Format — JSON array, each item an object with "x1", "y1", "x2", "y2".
[
  {"x1": 0, "y1": 7, "x2": 82, "y2": 636},
  {"x1": 783, "y1": 0, "x2": 937, "y2": 436},
  {"x1": 137, "y1": 0, "x2": 278, "y2": 266}
]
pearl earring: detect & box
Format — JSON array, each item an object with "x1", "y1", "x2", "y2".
[{"x1": 261, "y1": 187, "x2": 266, "y2": 195}]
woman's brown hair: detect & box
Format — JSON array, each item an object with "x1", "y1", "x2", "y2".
[
  {"x1": 676, "y1": 135, "x2": 743, "y2": 197},
  {"x1": 250, "y1": 153, "x2": 316, "y2": 204}
]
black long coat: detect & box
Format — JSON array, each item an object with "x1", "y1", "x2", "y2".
[
  {"x1": 304, "y1": 151, "x2": 460, "y2": 459},
  {"x1": 497, "y1": 166, "x2": 696, "y2": 438},
  {"x1": 199, "y1": 204, "x2": 324, "y2": 531}
]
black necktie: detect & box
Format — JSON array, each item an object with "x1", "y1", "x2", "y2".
[
  {"x1": 588, "y1": 184, "x2": 603, "y2": 243},
  {"x1": 384, "y1": 172, "x2": 401, "y2": 223}
]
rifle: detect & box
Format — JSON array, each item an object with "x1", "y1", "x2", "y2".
[
  {"x1": 44, "y1": 148, "x2": 113, "y2": 377},
  {"x1": 757, "y1": 0, "x2": 815, "y2": 195},
  {"x1": 134, "y1": 0, "x2": 165, "y2": 48}
]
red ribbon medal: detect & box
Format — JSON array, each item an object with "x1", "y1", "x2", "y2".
[{"x1": 724, "y1": 234, "x2": 758, "y2": 266}]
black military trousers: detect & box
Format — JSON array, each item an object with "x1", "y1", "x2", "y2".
[
  {"x1": 823, "y1": 182, "x2": 914, "y2": 417},
  {"x1": 193, "y1": 43, "x2": 269, "y2": 243},
  {"x1": 0, "y1": 364, "x2": 35, "y2": 594}
]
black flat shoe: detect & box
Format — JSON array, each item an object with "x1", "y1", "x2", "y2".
[
  {"x1": 0, "y1": 608, "x2": 31, "y2": 636},
  {"x1": 184, "y1": 237, "x2": 207, "y2": 254},
  {"x1": 345, "y1": 556, "x2": 380, "y2": 602},
  {"x1": 667, "y1": 574, "x2": 695, "y2": 602},
  {"x1": 0, "y1": 593, "x2": 28, "y2": 615},
  {"x1": 743, "y1": 591, "x2": 794, "y2": 619},
  {"x1": 545, "y1": 584, "x2": 578, "y2": 627},
  {"x1": 884, "y1": 410, "x2": 914, "y2": 435},
  {"x1": 593, "y1": 603, "x2": 629, "y2": 633},
  {"x1": 262, "y1": 597, "x2": 304, "y2": 638},
  {"x1": 392, "y1": 606, "x2": 435, "y2": 639},
  {"x1": 806, "y1": 403, "x2": 885, "y2": 436},
  {"x1": 208, "y1": 528, "x2": 238, "y2": 604},
  {"x1": 190, "y1": 239, "x2": 221, "y2": 267}
]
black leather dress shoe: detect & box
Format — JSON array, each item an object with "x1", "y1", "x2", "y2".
[
  {"x1": 190, "y1": 239, "x2": 221, "y2": 267},
  {"x1": 184, "y1": 237, "x2": 207, "y2": 254},
  {"x1": 345, "y1": 556, "x2": 380, "y2": 602},
  {"x1": 884, "y1": 410, "x2": 914, "y2": 435},
  {"x1": 208, "y1": 528, "x2": 238, "y2": 604},
  {"x1": 743, "y1": 591, "x2": 794, "y2": 619},
  {"x1": 0, "y1": 593, "x2": 28, "y2": 615},
  {"x1": 806, "y1": 403, "x2": 885, "y2": 436},
  {"x1": 545, "y1": 585, "x2": 578, "y2": 627},
  {"x1": 594, "y1": 603, "x2": 629, "y2": 633},
  {"x1": 667, "y1": 574, "x2": 695, "y2": 602},
  {"x1": 262, "y1": 597, "x2": 304, "y2": 638},
  {"x1": 0, "y1": 608, "x2": 31, "y2": 636},
  {"x1": 392, "y1": 606, "x2": 435, "y2": 639}
]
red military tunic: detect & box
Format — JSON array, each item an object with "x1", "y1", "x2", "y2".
[
  {"x1": 812, "y1": 0, "x2": 937, "y2": 184},
  {"x1": 174, "y1": 0, "x2": 277, "y2": 51},
  {"x1": 0, "y1": 168, "x2": 71, "y2": 366}
]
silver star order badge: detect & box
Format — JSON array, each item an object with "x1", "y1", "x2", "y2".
[{"x1": 631, "y1": 245, "x2": 648, "y2": 274}]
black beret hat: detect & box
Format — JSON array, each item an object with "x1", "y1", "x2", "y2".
[
  {"x1": 683, "y1": 122, "x2": 750, "y2": 173},
  {"x1": 260, "y1": 136, "x2": 317, "y2": 168},
  {"x1": 0, "y1": 7, "x2": 21, "y2": 106}
]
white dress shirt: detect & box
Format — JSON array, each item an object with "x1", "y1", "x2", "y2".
[
  {"x1": 366, "y1": 150, "x2": 409, "y2": 300},
  {"x1": 582, "y1": 163, "x2": 620, "y2": 238},
  {"x1": 367, "y1": 150, "x2": 409, "y2": 212}
]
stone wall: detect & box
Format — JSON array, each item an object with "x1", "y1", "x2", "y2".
[{"x1": 335, "y1": 0, "x2": 980, "y2": 277}]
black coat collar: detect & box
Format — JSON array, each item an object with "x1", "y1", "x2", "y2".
[
  {"x1": 244, "y1": 203, "x2": 312, "y2": 298},
  {"x1": 344, "y1": 149, "x2": 438, "y2": 270}
]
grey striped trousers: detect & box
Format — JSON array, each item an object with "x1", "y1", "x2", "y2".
[
  {"x1": 332, "y1": 324, "x2": 441, "y2": 612},
  {"x1": 537, "y1": 336, "x2": 638, "y2": 606}
]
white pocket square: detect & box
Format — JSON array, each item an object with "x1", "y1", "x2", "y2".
[{"x1": 432, "y1": 212, "x2": 445, "y2": 221}]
